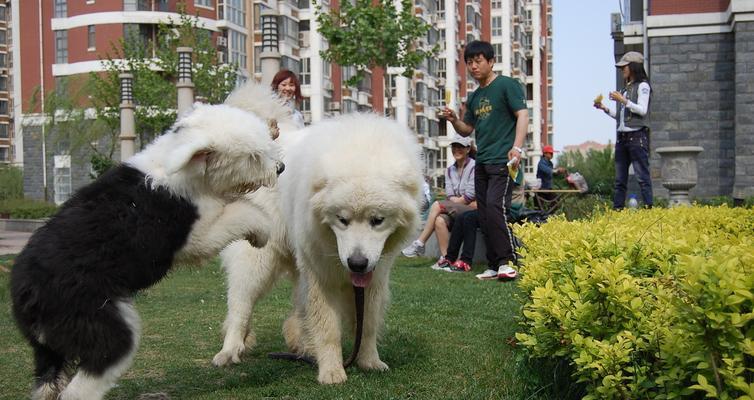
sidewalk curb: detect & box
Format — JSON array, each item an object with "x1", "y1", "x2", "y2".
[{"x1": 0, "y1": 219, "x2": 47, "y2": 233}]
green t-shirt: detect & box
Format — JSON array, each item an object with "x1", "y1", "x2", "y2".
[{"x1": 463, "y1": 75, "x2": 527, "y2": 164}]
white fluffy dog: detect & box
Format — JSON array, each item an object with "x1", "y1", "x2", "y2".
[
  {"x1": 212, "y1": 113, "x2": 424, "y2": 384},
  {"x1": 11, "y1": 103, "x2": 282, "y2": 400}
]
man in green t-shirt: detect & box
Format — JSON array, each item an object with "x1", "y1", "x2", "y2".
[{"x1": 439, "y1": 40, "x2": 528, "y2": 281}]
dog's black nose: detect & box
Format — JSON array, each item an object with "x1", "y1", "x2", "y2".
[
  {"x1": 347, "y1": 253, "x2": 369, "y2": 273},
  {"x1": 276, "y1": 162, "x2": 285, "y2": 175}
]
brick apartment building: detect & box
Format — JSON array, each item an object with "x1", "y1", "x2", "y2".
[
  {"x1": 612, "y1": 0, "x2": 754, "y2": 200},
  {"x1": 12, "y1": 0, "x2": 552, "y2": 202}
]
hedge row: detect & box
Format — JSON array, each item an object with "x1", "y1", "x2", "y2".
[{"x1": 515, "y1": 206, "x2": 754, "y2": 399}]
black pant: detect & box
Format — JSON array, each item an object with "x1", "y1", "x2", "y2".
[
  {"x1": 475, "y1": 163, "x2": 515, "y2": 269},
  {"x1": 446, "y1": 210, "x2": 479, "y2": 264}
]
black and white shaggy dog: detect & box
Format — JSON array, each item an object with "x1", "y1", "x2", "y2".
[{"x1": 10, "y1": 103, "x2": 283, "y2": 400}]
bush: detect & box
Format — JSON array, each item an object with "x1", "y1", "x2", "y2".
[
  {"x1": 0, "y1": 198, "x2": 58, "y2": 219},
  {"x1": 0, "y1": 166, "x2": 23, "y2": 201},
  {"x1": 515, "y1": 206, "x2": 754, "y2": 399}
]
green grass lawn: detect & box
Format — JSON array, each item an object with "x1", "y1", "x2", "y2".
[{"x1": 0, "y1": 255, "x2": 572, "y2": 399}]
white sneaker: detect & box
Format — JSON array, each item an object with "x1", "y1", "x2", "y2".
[
  {"x1": 430, "y1": 256, "x2": 451, "y2": 270},
  {"x1": 401, "y1": 240, "x2": 425, "y2": 257},
  {"x1": 475, "y1": 269, "x2": 499, "y2": 280},
  {"x1": 497, "y1": 265, "x2": 518, "y2": 280}
]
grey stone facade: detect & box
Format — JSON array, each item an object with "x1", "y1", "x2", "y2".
[
  {"x1": 22, "y1": 123, "x2": 120, "y2": 203},
  {"x1": 733, "y1": 21, "x2": 754, "y2": 199},
  {"x1": 648, "y1": 33, "x2": 738, "y2": 199}
]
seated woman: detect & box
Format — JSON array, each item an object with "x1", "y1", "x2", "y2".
[{"x1": 402, "y1": 136, "x2": 476, "y2": 265}]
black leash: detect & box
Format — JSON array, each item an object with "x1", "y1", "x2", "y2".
[{"x1": 268, "y1": 285, "x2": 365, "y2": 368}]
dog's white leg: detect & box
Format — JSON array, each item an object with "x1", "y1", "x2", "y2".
[
  {"x1": 213, "y1": 242, "x2": 284, "y2": 366},
  {"x1": 183, "y1": 200, "x2": 271, "y2": 261},
  {"x1": 356, "y1": 277, "x2": 389, "y2": 371},
  {"x1": 302, "y1": 273, "x2": 348, "y2": 384},
  {"x1": 59, "y1": 301, "x2": 141, "y2": 400}
]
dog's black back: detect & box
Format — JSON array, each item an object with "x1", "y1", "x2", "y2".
[{"x1": 10, "y1": 164, "x2": 198, "y2": 381}]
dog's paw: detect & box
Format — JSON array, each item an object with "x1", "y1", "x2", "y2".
[
  {"x1": 357, "y1": 357, "x2": 389, "y2": 371},
  {"x1": 318, "y1": 366, "x2": 348, "y2": 385},
  {"x1": 244, "y1": 228, "x2": 269, "y2": 248},
  {"x1": 212, "y1": 346, "x2": 245, "y2": 367}
]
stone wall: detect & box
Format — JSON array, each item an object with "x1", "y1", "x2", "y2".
[
  {"x1": 22, "y1": 123, "x2": 117, "y2": 202},
  {"x1": 649, "y1": 33, "x2": 737, "y2": 199},
  {"x1": 733, "y1": 21, "x2": 754, "y2": 199}
]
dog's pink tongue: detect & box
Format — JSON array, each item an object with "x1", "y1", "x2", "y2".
[{"x1": 350, "y1": 271, "x2": 373, "y2": 288}]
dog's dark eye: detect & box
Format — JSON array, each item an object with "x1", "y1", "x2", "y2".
[
  {"x1": 370, "y1": 217, "x2": 384, "y2": 227},
  {"x1": 337, "y1": 216, "x2": 350, "y2": 226}
]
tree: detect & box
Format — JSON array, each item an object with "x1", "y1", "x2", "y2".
[
  {"x1": 315, "y1": 0, "x2": 438, "y2": 115},
  {"x1": 29, "y1": 9, "x2": 238, "y2": 178}
]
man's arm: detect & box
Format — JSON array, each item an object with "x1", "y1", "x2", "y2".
[
  {"x1": 439, "y1": 107, "x2": 474, "y2": 136},
  {"x1": 507, "y1": 108, "x2": 529, "y2": 167}
]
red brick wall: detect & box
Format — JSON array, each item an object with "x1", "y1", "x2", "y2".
[{"x1": 650, "y1": 0, "x2": 729, "y2": 15}]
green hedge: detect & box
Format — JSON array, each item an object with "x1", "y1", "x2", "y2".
[
  {"x1": 0, "y1": 166, "x2": 23, "y2": 201},
  {"x1": 0, "y1": 198, "x2": 58, "y2": 219},
  {"x1": 515, "y1": 206, "x2": 754, "y2": 399}
]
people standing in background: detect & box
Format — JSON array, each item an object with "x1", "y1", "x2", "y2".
[
  {"x1": 439, "y1": 40, "x2": 529, "y2": 281},
  {"x1": 594, "y1": 51, "x2": 653, "y2": 209},
  {"x1": 271, "y1": 69, "x2": 305, "y2": 130},
  {"x1": 536, "y1": 145, "x2": 565, "y2": 190}
]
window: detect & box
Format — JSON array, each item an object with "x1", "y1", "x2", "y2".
[
  {"x1": 438, "y1": 58, "x2": 446, "y2": 80},
  {"x1": 0, "y1": 76, "x2": 6, "y2": 91},
  {"x1": 0, "y1": 6, "x2": 6, "y2": 22},
  {"x1": 343, "y1": 99, "x2": 357, "y2": 113},
  {"x1": 225, "y1": 0, "x2": 246, "y2": 27},
  {"x1": 54, "y1": 0, "x2": 67, "y2": 18},
  {"x1": 0, "y1": 30, "x2": 6, "y2": 45},
  {"x1": 435, "y1": 0, "x2": 444, "y2": 18},
  {"x1": 493, "y1": 43, "x2": 503, "y2": 64},
  {"x1": 491, "y1": 0, "x2": 501, "y2": 9},
  {"x1": 229, "y1": 30, "x2": 247, "y2": 69},
  {"x1": 0, "y1": 124, "x2": 8, "y2": 138},
  {"x1": 87, "y1": 25, "x2": 96, "y2": 49},
  {"x1": 124, "y1": 0, "x2": 149, "y2": 11},
  {"x1": 416, "y1": 116, "x2": 428, "y2": 135},
  {"x1": 0, "y1": 53, "x2": 5, "y2": 68},
  {"x1": 300, "y1": 58, "x2": 310, "y2": 85},
  {"x1": 278, "y1": 16, "x2": 299, "y2": 47},
  {"x1": 281, "y1": 56, "x2": 299, "y2": 74},
  {"x1": 466, "y1": 5, "x2": 474, "y2": 23},
  {"x1": 254, "y1": 45, "x2": 261, "y2": 73},
  {"x1": 298, "y1": 0, "x2": 310, "y2": 9},
  {"x1": 492, "y1": 16, "x2": 502, "y2": 37},
  {"x1": 0, "y1": 147, "x2": 8, "y2": 162},
  {"x1": 0, "y1": 100, "x2": 7, "y2": 115},
  {"x1": 195, "y1": 0, "x2": 212, "y2": 7},
  {"x1": 416, "y1": 82, "x2": 426, "y2": 103},
  {"x1": 55, "y1": 30, "x2": 68, "y2": 63},
  {"x1": 54, "y1": 155, "x2": 72, "y2": 205}
]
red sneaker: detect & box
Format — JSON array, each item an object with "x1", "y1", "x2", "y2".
[{"x1": 448, "y1": 260, "x2": 471, "y2": 272}]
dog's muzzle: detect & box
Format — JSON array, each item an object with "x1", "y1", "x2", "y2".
[{"x1": 276, "y1": 162, "x2": 285, "y2": 176}]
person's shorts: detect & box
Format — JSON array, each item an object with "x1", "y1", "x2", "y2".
[{"x1": 437, "y1": 200, "x2": 475, "y2": 228}]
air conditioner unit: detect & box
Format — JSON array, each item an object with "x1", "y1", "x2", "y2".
[
  {"x1": 329, "y1": 101, "x2": 341, "y2": 111},
  {"x1": 299, "y1": 31, "x2": 310, "y2": 47},
  {"x1": 216, "y1": 36, "x2": 228, "y2": 48},
  {"x1": 217, "y1": 51, "x2": 227, "y2": 64}
]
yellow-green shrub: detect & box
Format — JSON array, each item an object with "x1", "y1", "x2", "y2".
[{"x1": 515, "y1": 206, "x2": 754, "y2": 399}]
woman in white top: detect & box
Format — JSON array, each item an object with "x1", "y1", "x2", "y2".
[
  {"x1": 271, "y1": 69, "x2": 305, "y2": 131},
  {"x1": 595, "y1": 51, "x2": 653, "y2": 209},
  {"x1": 402, "y1": 136, "x2": 477, "y2": 270}
]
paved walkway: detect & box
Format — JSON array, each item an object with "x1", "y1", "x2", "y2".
[{"x1": 0, "y1": 230, "x2": 32, "y2": 256}]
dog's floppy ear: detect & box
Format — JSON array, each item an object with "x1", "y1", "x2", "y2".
[{"x1": 166, "y1": 136, "x2": 213, "y2": 175}]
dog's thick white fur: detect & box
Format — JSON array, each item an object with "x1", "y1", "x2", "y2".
[
  {"x1": 11, "y1": 103, "x2": 282, "y2": 400},
  {"x1": 213, "y1": 113, "x2": 424, "y2": 384}
]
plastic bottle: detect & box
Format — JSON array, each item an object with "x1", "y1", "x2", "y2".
[{"x1": 627, "y1": 194, "x2": 639, "y2": 209}]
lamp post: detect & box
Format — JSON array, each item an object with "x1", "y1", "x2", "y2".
[
  {"x1": 260, "y1": 9, "x2": 281, "y2": 85},
  {"x1": 177, "y1": 47, "x2": 195, "y2": 117},
  {"x1": 119, "y1": 73, "x2": 136, "y2": 161}
]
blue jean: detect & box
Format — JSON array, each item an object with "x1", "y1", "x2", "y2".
[{"x1": 614, "y1": 129, "x2": 653, "y2": 209}]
